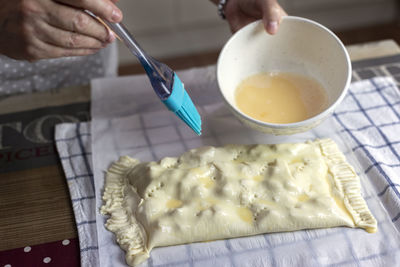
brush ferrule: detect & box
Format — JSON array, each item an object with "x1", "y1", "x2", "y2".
[{"x1": 162, "y1": 74, "x2": 184, "y2": 112}]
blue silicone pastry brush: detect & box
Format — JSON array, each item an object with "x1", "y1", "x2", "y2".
[{"x1": 88, "y1": 12, "x2": 202, "y2": 135}]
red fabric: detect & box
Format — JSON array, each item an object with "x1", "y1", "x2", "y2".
[{"x1": 0, "y1": 238, "x2": 80, "y2": 267}]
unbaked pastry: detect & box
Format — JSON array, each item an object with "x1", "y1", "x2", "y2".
[{"x1": 101, "y1": 138, "x2": 377, "y2": 267}]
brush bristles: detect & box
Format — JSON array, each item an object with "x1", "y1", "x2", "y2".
[{"x1": 175, "y1": 91, "x2": 202, "y2": 135}]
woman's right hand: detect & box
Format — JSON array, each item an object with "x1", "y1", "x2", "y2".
[{"x1": 0, "y1": 0, "x2": 123, "y2": 61}]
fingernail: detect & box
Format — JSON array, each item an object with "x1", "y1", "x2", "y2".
[
  {"x1": 111, "y1": 9, "x2": 122, "y2": 22},
  {"x1": 267, "y1": 21, "x2": 278, "y2": 34},
  {"x1": 107, "y1": 30, "x2": 115, "y2": 43}
]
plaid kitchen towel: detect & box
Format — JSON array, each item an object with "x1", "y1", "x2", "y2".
[
  {"x1": 55, "y1": 75, "x2": 400, "y2": 267},
  {"x1": 333, "y1": 77, "x2": 400, "y2": 226},
  {"x1": 55, "y1": 122, "x2": 98, "y2": 267}
]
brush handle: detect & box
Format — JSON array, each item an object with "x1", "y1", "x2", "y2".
[
  {"x1": 85, "y1": 11, "x2": 173, "y2": 99},
  {"x1": 105, "y1": 23, "x2": 152, "y2": 70}
]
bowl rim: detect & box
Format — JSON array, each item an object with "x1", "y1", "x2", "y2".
[{"x1": 216, "y1": 16, "x2": 352, "y2": 129}]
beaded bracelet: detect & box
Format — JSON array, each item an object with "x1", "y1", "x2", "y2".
[{"x1": 218, "y1": 0, "x2": 228, "y2": 19}]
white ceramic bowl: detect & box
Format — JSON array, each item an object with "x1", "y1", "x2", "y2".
[{"x1": 217, "y1": 16, "x2": 351, "y2": 135}]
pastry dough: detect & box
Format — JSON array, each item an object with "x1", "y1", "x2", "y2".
[{"x1": 101, "y1": 138, "x2": 377, "y2": 267}]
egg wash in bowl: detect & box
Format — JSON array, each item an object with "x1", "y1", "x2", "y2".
[{"x1": 235, "y1": 71, "x2": 328, "y2": 124}]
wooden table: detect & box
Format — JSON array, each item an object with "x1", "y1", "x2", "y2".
[{"x1": 0, "y1": 39, "x2": 399, "y2": 256}]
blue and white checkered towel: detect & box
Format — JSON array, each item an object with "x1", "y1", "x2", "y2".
[
  {"x1": 55, "y1": 67, "x2": 400, "y2": 267},
  {"x1": 55, "y1": 122, "x2": 99, "y2": 266}
]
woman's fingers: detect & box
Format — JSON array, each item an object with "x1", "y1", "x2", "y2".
[
  {"x1": 230, "y1": 16, "x2": 258, "y2": 33},
  {"x1": 0, "y1": 0, "x2": 115, "y2": 61},
  {"x1": 45, "y1": 3, "x2": 113, "y2": 43},
  {"x1": 36, "y1": 19, "x2": 106, "y2": 49},
  {"x1": 261, "y1": 0, "x2": 287, "y2": 34},
  {"x1": 224, "y1": 0, "x2": 287, "y2": 34},
  {"x1": 54, "y1": 0, "x2": 122, "y2": 23},
  {"x1": 29, "y1": 35, "x2": 101, "y2": 60}
]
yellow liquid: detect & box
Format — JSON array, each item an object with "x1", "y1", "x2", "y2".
[
  {"x1": 252, "y1": 175, "x2": 263, "y2": 182},
  {"x1": 236, "y1": 207, "x2": 253, "y2": 223},
  {"x1": 166, "y1": 199, "x2": 183, "y2": 209},
  {"x1": 297, "y1": 194, "x2": 310, "y2": 202},
  {"x1": 199, "y1": 176, "x2": 215, "y2": 188},
  {"x1": 235, "y1": 72, "x2": 328, "y2": 124}
]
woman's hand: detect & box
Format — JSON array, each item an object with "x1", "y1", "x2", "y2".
[
  {"x1": 222, "y1": 0, "x2": 287, "y2": 34},
  {"x1": 0, "y1": 0, "x2": 123, "y2": 61}
]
